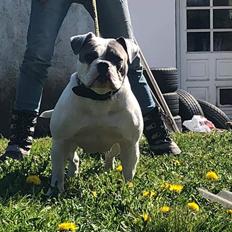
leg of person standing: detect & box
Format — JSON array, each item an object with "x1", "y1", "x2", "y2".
[
  {"x1": 84, "y1": 0, "x2": 181, "y2": 155},
  {"x1": 1, "y1": 0, "x2": 72, "y2": 160}
]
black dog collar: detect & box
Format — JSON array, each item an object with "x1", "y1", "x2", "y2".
[{"x1": 72, "y1": 77, "x2": 120, "y2": 101}]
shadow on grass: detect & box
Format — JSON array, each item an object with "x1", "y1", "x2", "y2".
[
  {"x1": 0, "y1": 152, "x2": 107, "y2": 204},
  {"x1": 0, "y1": 170, "x2": 51, "y2": 202}
]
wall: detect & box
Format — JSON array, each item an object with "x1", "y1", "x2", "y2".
[
  {"x1": 129, "y1": 0, "x2": 176, "y2": 68},
  {"x1": 0, "y1": 0, "x2": 93, "y2": 137},
  {"x1": 0, "y1": 0, "x2": 177, "y2": 137}
]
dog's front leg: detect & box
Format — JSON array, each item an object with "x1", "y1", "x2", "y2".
[
  {"x1": 104, "y1": 143, "x2": 120, "y2": 171},
  {"x1": 49, "y1": 139, "x2": 70, "y2": 193},
  {"x1": 119, "y1": 141, "x2": 140, "y2": 181}
]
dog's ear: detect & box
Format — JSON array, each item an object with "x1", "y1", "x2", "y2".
[
  {"x1": 116, "y1": 37, "x2": 139, "y2": 64},
  {"x1": 70, "y1": 32, "x2": 95, "y2": 55}
]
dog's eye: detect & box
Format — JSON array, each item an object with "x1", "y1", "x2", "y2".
[
  {"x1": 117, "y1": 60, "x2": 124, "y2": 70},
  {"x1": 85, "y1": 52, "x2": 98, "y2": 64},
  {"x1": 112, "y1": 56, "x2": 123, "y2": 65},
  {"x1": 106, "y1": 52, "x2": 123, "y2": 65}
]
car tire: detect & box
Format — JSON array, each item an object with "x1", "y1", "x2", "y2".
[
  {"x1": 163, "y1": 92, "x2": 179, "y2": 116},
  {"x1": 145, "y1": 68, "x2": 179, "y2": 93},
  {"x1": 197, "y1": 99, "x2": 230, "y2": 129},
  {"x1": 176, "y1": 89, "x2": 204, "y2": 121}
]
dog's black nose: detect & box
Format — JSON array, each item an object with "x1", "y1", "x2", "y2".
[{"x1": 97, "y1": 62, "x2": 109, "y2": 75}]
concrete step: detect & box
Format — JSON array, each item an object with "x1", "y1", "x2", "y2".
[{"x1": 198, "y1": 188, "x2": 232, "y2": 209}]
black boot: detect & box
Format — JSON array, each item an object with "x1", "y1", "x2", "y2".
[
  {"x1": 143, "y1": 107, "x2": 181, "y2": 155},
  {"x1": 0, "y1": 110, "x2": 38, "y2": 161}
]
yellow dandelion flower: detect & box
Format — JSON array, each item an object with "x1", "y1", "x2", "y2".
[
  {"x1": 161, "y1": 182, "x2": 170, "y2": 189},
  {"x1": 172, "y1": 159, "x2": 181, "y2": 165},
  {"x1": 58, "y1": 222, "x2": 77, "y2": 232},
  {"x1": 91, "y1": 191, "x2": 97, "y2": 197},
  {"x1": 26, "y1": 175, "x2": 41, "y2": 185},
  {"x1": 141, "y1": 212, "x2": 151, "y2": 222},
  {"x1": 206, "y1": 171, "x2": 219, "y2": 181},
  {"x1": 168, "y1": 184, "x2": 184, "y2": 193},
  {"x1": 187, "y1": 202, "x2": 200, "y2": 212},
  {"x1": 127, "y1": 182, "x2": 134, "y2": 188},
  {"x1": 116, "y1": 165, "x2": 123, "y2": 172},
  {"x1": 160, "y1": 206, "x2": 171, "y2": 213},
  {"x1": 226, "y1": 209, "x2": 232, "y2": 215},
  {"x1": 142, "y1": 191, "x2": 150, "y2": 197},
  {"x1": 150, "y1": 191, "x2": 157, "y2": 197},
  {"x1": 142, "y1": 190, "x2": 157, "y2": 198}
]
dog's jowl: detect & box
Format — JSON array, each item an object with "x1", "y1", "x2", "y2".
[{"x1": 40, "y1": 32, "x2": 143, "y2": 193}]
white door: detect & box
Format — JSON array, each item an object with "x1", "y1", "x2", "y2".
[{"x1": 178, "y1": 0, "x2": 232, "y2": 118}]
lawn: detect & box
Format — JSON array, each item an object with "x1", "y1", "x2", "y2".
[{"x1": 0, "y1": 132, "x2": 231, "y2": 232}]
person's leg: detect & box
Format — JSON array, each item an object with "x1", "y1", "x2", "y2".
[
  {"x1": 84, "y1": 0, "x2": 180, "y2": 155},
  {"x1": 95, "y1": 0, "x2": 155, "y2": 115},
  {"x1": 1, "y1": 0, "x2": 71, "y2": 160},
  {"x1": 16, "y1": 0, "x2": 71, "y2": 112}
]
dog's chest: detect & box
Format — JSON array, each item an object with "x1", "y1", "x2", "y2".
[
  {"x1": 74, "y1": 124, "x2": 122, "y2": 153},
  {"x1": 73, "y1": 111, "x2": 126, "y2": 152}
]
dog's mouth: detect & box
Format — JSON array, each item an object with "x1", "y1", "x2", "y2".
[{"x1": 88, "y1": 74, "x2": 119, "y2": 91}]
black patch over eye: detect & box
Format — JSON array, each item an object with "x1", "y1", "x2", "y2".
[
  {"x1": 112, "y1": 54, "x2": 123, "y2": 65},
  {"x1": 110, "y1": 55, "x2": 124, "y2": 73},
  {"x1": 112, "y1": 56, "x2": 124, "y2": 72},
  {"x1": 106, "y1": 52, "x2": 123, "y2": 67},
  {"x1": 84, "y1": 51, "x2": 98, "y2": 64},
  {"x1": 116, "y1": 60, "x2": 124, "y2": 71}
]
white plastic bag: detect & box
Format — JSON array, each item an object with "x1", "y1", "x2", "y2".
[{"x1": 183, "y1": 115, "x2": 215, "y2": 132}]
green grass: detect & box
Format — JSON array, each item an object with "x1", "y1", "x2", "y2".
[{"x1": 0, "y1": 132, "x2": 232, "y2": 232}]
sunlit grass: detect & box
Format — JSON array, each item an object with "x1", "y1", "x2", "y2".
[{"x1": 0, "y1": 132, "x2": 231, "y2": 231}]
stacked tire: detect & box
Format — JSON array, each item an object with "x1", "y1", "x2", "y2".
[
  {"x1": 176, "y1": 89, "x2": 231, "y2": 130},
  {"x1": 197, "y1": 99, "x2": 230, "y2": 129},
  {"x1": 145, "y1": 69, "x2": 231, "y2": 131},
  {"x1": 146, "y1": 68, "x2": 183, "y2": 131},
  {"x1": 176, "y1": 89, "x2": 204, "y2": 121}
]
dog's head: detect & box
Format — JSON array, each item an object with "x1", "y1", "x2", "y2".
[{"x1": 70, "y1": 32, "x2": 139, "y2": 94}]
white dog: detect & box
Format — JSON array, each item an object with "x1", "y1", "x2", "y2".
[{"x1": 41, "y1": 32, "x2": 143, "y2": 193}]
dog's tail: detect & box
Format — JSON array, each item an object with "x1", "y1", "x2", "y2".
[{"x1": 40, "y1": 110, "x2": 54, "y2": 118}]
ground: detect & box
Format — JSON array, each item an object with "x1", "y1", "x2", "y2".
[{"x1": 0, "y1": 131, "x2": 231, "y2": 231}]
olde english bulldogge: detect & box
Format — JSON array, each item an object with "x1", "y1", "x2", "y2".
[{"x1": 41, "y1": 32, "x2": 143, "y2": 193}]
